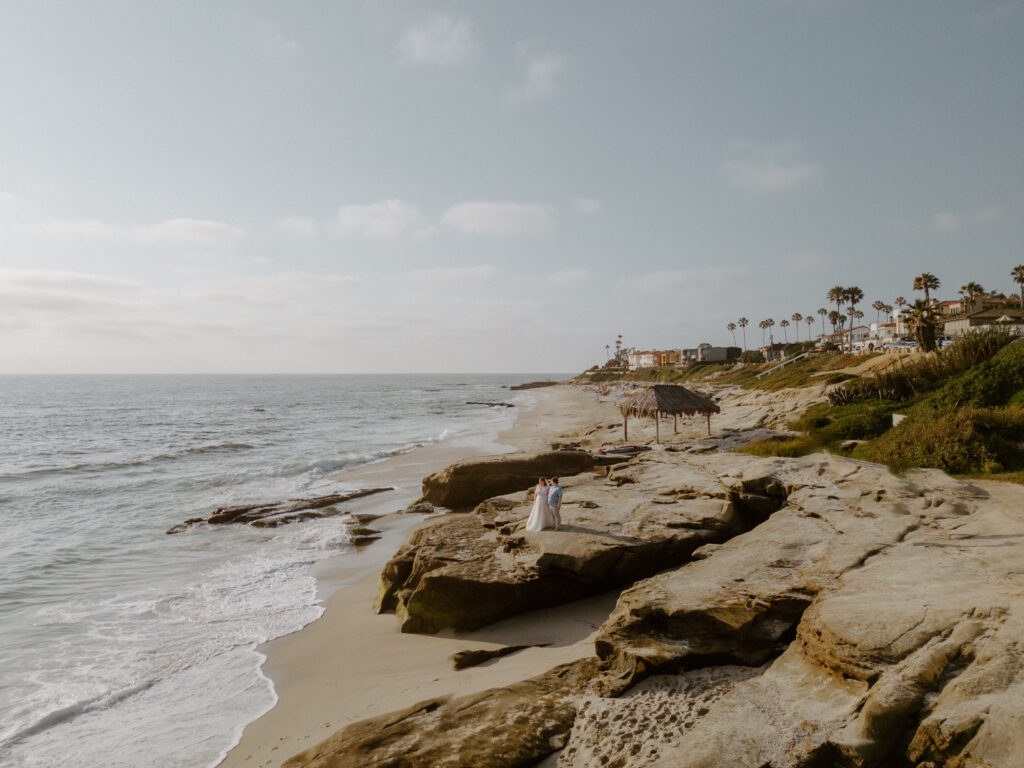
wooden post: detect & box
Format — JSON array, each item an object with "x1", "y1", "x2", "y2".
[
  {"x1": 673, "y1": 413, "x2": 678, "y2": 433},
  {"x1": 706, "y1": 413, "x2": 711, "y2": 436},
  {"x1": 656, "y1": 412, "x2": 660, "y2": 443}
]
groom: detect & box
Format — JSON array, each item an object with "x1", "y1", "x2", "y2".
[{"x1": 548, "y1": 478, "x2": 563, "y2": 531}]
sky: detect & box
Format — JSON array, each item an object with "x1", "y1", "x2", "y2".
[{"x1": 1, "y1": 1, "x2": 1022, "y2": 373}]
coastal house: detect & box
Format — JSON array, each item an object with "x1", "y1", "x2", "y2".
[
  {"x1": 944, "y1": 307, "x2": 1024, "y2": 337},
  {"x1": 870, "y1": 321, "x2": 900, "y2": 344},
  {"x1": 681, "y1": 344, "x2": 730, "y2": 363},
  {"x1": 627, "y1": 349, "x2": 680, "y2": 370},
  {"x1": 696, "y1": 343, "x2": 729, "y2": 363},
  {"x1": 826, "y1": 325, "x2": 871, "y2": 349}
]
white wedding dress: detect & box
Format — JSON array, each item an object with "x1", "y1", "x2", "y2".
[{"x1": 525, "y1": 483, "x2": 556, "y2": 532}]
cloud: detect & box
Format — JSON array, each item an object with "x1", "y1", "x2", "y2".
[
  {"x1": 15, "y1": 216, "x2": 246, "y2": 247},
  {"x1": 549, "y1": 268, "x2": 597, "y2": 285},
  {"x1": 334, "y1": 199, "x2": 431, "y2": 240},
  {"x1": 930, "y1": 212, "x2": 961, "y2": 234},
  {"x1": 398, "y1": 16, "x2": 476, "y2": 65},
  {"x1": 628, "y1": 266, "x2": 754, "y2": 293},
  {"x1": 254, "y1": 20, "x2": 298, "y2": 53},
  {"x1": 138, "y1": 218, "x2": 246, "y2": 246},
  {"x1": 278, "y1": 216, "x2": 316, "y2": 237},
  {"x1": 507, "y1": 42, "x2": 565, "y2": 103},
  {"x1": 405, "y1": 265, "x2": 499, "y2": 284},
  {"x1": 721, "y1": 158, "x2": 821, "y2": 194},
  {"x1": 572, "y1": 197, "x2": 601, "y2": 216},
  {"x1": 239, "y1": 272, "x2": 360, "y2": 294},
  {"x1": 919, "y1": 205, "x2": 1000, "y2": 235},
  {"x1": 0, "y1": 269, "x2": 141, "y2": 295},
  {"x1": 441, "y1": 202, "x2": 554, "y2": 236}
]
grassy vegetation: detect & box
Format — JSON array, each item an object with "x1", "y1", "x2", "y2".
[
  {"x1": 715, "y1": 352, "x2": 872, "y2": 391},
  {"x1": 578, "y1": 352, "x2": 869, "y2": 391},
  {"x1": 745, "y1": 331, "x2": 1024, "y2": 482}
]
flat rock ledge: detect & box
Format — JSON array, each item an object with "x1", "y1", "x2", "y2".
[
  {"x1": 282, "y1": 658, "x2": 599, "y2": 768},
  {"x1": 377, "y1": 451, "x2": 790, "y2": 634},
  {"x1": 420, "y1": 450, "x2": 595, "y2": 509},
  {"x1": 567, "y1": 454, "x2": 1021, "y2": 768}
]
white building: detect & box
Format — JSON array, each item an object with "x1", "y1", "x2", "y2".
[{"x1": 627, "y1": 351, "x2": 657, "y2": 370}]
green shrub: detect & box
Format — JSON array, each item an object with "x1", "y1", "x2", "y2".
[
  {"x1": 830, "y1": 330, "x2": 1021, "y2": 405},
  {"x1": 855, "y1": 408, "x2": 1001, "y2": 474},
  {"x1": 738, "y1": 435, "x2": 820, "y2": 458},
  {"x1": 817, "y1": 406, "x2": 892, "y2": 442},
  {"x1": 935, "y1": 342, "x2": 1024, "y2": 408},
  {"x1": 793, "y1": 401, "x2": 893, "y2": 443},
  {"x1": 741, "y1": 350, "x2": 765, "y2": 364}
]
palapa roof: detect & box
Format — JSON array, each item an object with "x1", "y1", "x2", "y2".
[{"x1": 620, "y1": 384, "x2": 720, "y2": 418}]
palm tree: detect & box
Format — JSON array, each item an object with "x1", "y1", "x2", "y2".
[
  {"x1": 959, "y1": 282, "x2": 985, "y2": 313},
  {"x1": 780, "y1": 318, "x2": 790, "y2": 342},
  {"x1": 738, "y1": 317, "x2": 749, "y2": 350},
  {"x1": 907, "y1": 299, "x2": 938, "y2": 352},
  {"x1": 806, "y1": 315, "x2": 815, "y2": 340},
  {"x1": 827, "y1": 286, "x2": 846, "y2": 348},
  {"x1": 828, "y1": 310, "x2": 840, "y2": 341},
  {"x1": 817, "y1": 307, "x2": 828, "y2": 337},
  {"x1": 843, "y1": 287, "x2": 864, "y2": 352},
  {"x1": 1012, "y1": 266, "x2": 1024, "y2": 309},
  {"x1": 791, "y1": 312, "x2": 803, "y2": 341},
  {"x1": 727, "y1": 322, "x2": 737, "y2": 346},
  {"x1": 604, "y1": 344, "x2": 610, "y2": 362},
  {"x1": 758, "y1": 320, "x2": 767, "y2": 346},
  {"x1": 872, "y1": 300, "x2": 885, "y2": 324},
  {"x1": 766, "y1": 318, "x2": 776, "y2": 346},
  {"x1": 895, "y1": 296, "x2": 907, "y2": 309},
  {"x1": 913, "y1": 272, "x2": 941, "y2": 303}
]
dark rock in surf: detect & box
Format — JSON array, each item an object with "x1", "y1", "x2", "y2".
[{"x1": 166, "y1": 488, "x2": 393, "y2": 534}]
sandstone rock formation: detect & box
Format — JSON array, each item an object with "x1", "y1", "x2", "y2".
[
  {"x1": 377, "y1": 451, "x2": 788, "y2": 633},
  {"x1": 281, "y1": 659, "x2": 599, "y2": 768},
  {"x1": 563, "y1": 454, "x2": 1024, "y2": 767},
  {"x1": 290, "y1": 446, "x2": 1024, "y2": 768},
  {"x1": 420, "y1": 450, "x2": 594, "y2": 509}
]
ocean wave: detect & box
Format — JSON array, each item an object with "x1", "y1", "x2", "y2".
[
  {"x1": 281, "y1": 441, "x2": 433, "y2": 483},
  {"x1": 0, "y1": 678, "x2": 159, "y2": 749},
  {"x1": 0, "y1": 443, "x2": 256, "y2": 480}
]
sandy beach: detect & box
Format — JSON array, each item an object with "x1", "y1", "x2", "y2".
[{"x1": 220, "y1": 384, "x2": 622, "y2": 768}]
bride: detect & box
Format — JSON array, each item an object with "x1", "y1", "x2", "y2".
[{"x1": 525, "y1": 477, "x2": 556, "y2": 532}]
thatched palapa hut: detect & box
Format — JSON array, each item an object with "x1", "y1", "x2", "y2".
[{"x1": 619, "y1": 384, "x2": 721, "y2": 442}]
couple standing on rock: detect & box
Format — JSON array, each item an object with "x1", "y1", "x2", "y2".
[{"x1": 525, "y1": 477, "x2": 563, "y2": 532}]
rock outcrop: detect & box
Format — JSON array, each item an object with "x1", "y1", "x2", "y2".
[
  {"x1": 165, "y1": 488, "x2": 393, "y2": 533},
  {"x1": 282, "y1": 659, "x2": 599, "y2": 768},
  {"x1": 561, "y1": 454, "x2": 1024, "y2": 767},
  {"x1": 291, "y1": 447, "x2": 1024, "y2": 768},
  {"x1": 377, "y1": 451, "x2": 789, "y2": 633},
  {"x1": 420, "y1": 450, "x2": 594, "y2": 509},
  {"x1": 510, "y1": 380, "x2": 560, "y2": 390}
]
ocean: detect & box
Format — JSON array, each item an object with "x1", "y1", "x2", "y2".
[{"x1": 0, "y1": 374, "x2": 552, "y2": 768}]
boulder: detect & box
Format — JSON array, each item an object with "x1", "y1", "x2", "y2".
[
  {"x1": 420, "y1": 451, "x2": 594, "y2": 509},
  {"x1": 451, "y1": 644, "x2": 545, "y2": 671},
  {"x1": 282, "y1": 658, "x2": 599, "y2": 768}
]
